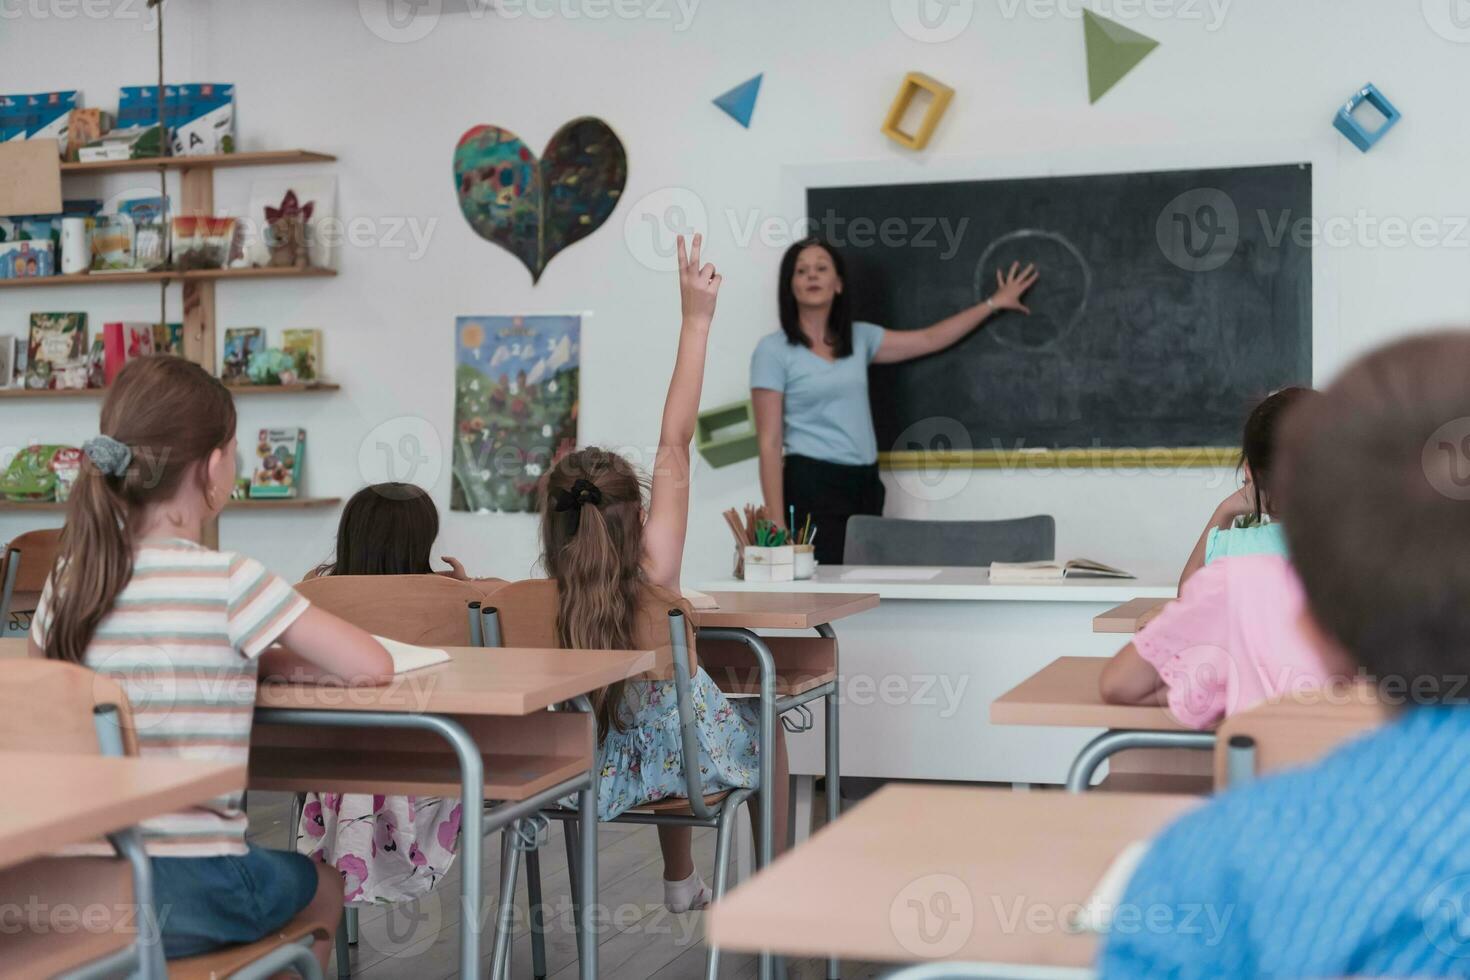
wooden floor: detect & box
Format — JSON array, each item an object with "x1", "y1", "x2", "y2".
[{"x1": 246, "y1": 792, "x2": 891, "y2": 980}]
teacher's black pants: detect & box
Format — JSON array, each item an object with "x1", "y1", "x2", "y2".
[{"x1": 783, "y1": 454, "x2": 885, "y2": 566}]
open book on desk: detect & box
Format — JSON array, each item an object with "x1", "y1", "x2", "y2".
[
  {"x1": 988, "y1": 559, "x2": 1134, "y2": 583},
  {"x1": 372, "y1": 635, "x2": 451, "y2": 673}
]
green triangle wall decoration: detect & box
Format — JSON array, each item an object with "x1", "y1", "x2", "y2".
[{"x1": 1083, "y1": 9, "x2": 1159, "y2": 104}]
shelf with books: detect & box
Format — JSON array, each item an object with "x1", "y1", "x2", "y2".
[
  {"x1": 60, "y1": 149, "x2": 336, "y2": 176},
  {"x1": 0, "y1": 497, "x2": 342, "y2": 513},
  {"x1": 0, "y1": 266, "x2": 336, "y2": 289},
  {"x1": 0, "y1": 382, "x2": 340, "y2": 399}
]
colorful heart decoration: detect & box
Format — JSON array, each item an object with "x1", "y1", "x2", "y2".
[{"x1": 453, "y1": 117, "x2": 627, "y2": 283}]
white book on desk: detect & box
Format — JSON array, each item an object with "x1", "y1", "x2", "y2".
[
  {"x1": 372, "y1": 635, "x2": 451, "y2": 674},
  {"x1": 989, "y1": 559, "x2": 1134, "y2": 583},
  {"x1": 680, "y1": 587, "x2": 719, "y2": 610},
  {"x1": 1069, "y1": 840, "x2": 1150, "y2": 933}
]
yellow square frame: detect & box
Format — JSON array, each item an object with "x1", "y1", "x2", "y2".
[{"x1": 881, "y1": 72, "x2": 955, "y2": 151}]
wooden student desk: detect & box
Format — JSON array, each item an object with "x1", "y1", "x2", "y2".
[
  {"x1": 992, "y1": 657, "x2": 1215, "y2": 793},
  {"x1": 1092, "y1": 597, "x2": 1172, "y2": 634},
  {"x1": 250, "y1": 645, "x2": 666, "y2": 980},
  {"x1": 0, "y1": 752, "x2": 243, "y2": 980},
  {"x1": 707, "y1": 783, "x2": 1200, "y2": 974}
]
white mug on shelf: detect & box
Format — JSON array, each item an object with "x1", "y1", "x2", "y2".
[{"x1": 60, "y1": 218, "x2": 90, "y2": 275}]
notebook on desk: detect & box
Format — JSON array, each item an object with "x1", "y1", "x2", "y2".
[
  {"x1": 372, "y1": 635, "x2": 451, "y2": 673},
  {"x1": 989, "y1": 559, "x2": 1134, "y2": 583},
  {"x1": 681, "y1": 588, "x2": 719, "y2": 610}
]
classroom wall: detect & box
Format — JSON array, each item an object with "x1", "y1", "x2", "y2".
[{"x1": 3, "y1": 0, "x2": 1467, "y2": 584}]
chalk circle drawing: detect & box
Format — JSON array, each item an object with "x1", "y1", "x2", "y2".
[{"x1": 974, "y1": 229, "x2": 1091, "y2": 352}]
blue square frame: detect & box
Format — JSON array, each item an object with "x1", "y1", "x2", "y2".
[{"x1": 1333, "y1": 83, "x2": 1401, "y2": 152}]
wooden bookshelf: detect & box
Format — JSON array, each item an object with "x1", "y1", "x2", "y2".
[
  {"x1": 0, "y1": 266, "x2": 336, "y2": 289},
  {"x1": 0, "y1": 382, "x2": 340, "y2": 400},
  {"x1": 60, "y1": 150, "x2": 335, "y2": 176},
  {"x1": 0, "y1": 497, "x2": 341, "y2": 513}
]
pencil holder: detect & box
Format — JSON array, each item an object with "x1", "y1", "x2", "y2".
[
  {"x1": 744, "y1": 545, "x2": 795, "y2": 582},
  {"x1": 793, "y1": 544, "x2": 816, "y2": 580}
]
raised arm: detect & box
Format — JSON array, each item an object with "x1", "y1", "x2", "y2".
[
  {"x1": 643, "y1": 233, "x2": 721, "y2": 590},
  {"x1": 873, "y1": 261, "x2": 1039, "y2": 365},
  {"x1": 752, "y1": 388, "x2": 786, "y2": 529}
]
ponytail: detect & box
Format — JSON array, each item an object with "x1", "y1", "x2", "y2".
[
  {"x1": 44, "y1": 356, "x2": 236, "y2": 663},
  {"x1": 539, "y1": 448, "x2": 646, "y2": 737}
]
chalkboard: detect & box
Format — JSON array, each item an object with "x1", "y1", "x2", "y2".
[{"x1": 806, "y1": 164, "x2": 1312, "y2": 457}]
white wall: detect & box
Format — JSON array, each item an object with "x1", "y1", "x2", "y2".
[{"x1": 3, "y1": 0, "x2": 1468, "y2": 584}]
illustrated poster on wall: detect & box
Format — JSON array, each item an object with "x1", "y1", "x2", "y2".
[{"x1": 452, "y1": 314, "x2": 579, "y2": 513}]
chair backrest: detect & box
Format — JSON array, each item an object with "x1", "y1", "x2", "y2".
[
  {"x1": 1, "y1": 527, "x2": 62, "y2": 614},
  {"x1": 0, "y1": 659, "x2": 138, "y2": 756},
  {"x1": 1213, "y1": 683, "x2": 1386, "y2": 788},
  {"x1": 295, "y1": 574, "x2": 504, "y2": 647},
  {"x1": 843, "y1": 515, "x2": 1055, "y2": 567},
  {"x1": 489, "y1": 577, "x2": 695, "y2": 674}
]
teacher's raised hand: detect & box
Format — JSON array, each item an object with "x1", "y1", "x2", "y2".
[{"x1": 991, "y1": 261, "x2": 1040, "y2": 314}]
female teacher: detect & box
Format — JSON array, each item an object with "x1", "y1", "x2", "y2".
[{"x1": 750, "y1": 236, "x2": 1039, "y2": 566}]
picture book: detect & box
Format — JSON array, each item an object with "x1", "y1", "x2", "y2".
[
  {"x1": 152, "y1": 321, "x2": 184, "y2": 356},
  {"x1": 988, "y1": 559, "x2": 1134, "y2": 583},
  {"x1": 86, "y1": 338, "x2": 105, "y2": 389},
  {"x1": 25, "y1": 312, "x2": 86, "y2": 390},
  {"x1": 221, "y1": 326, "x2": 264, "y2": 383},
  {"x1": 0, "y1": 334, "x2": 12, "y2": 388},
  {"x1": 13, "y1": 337, "x2": 27, "y2": 386},
  {"x1": 280, "y1": 329, "x2": 322, "y2": 382},
  {"x1": 250, "y1": 427, "x2": 304, "y2": 498},
  {"x1": 102, "y1": 321, "x2": 155, "y2": 385}
]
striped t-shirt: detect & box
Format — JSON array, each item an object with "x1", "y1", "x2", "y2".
[{"x1": 33, "y1": 538, "x2": 308, "y2": 857}]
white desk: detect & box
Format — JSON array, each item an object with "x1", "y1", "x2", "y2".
[{"x1": 702, "y1": 565, "x2": 1176, "y2": 784}]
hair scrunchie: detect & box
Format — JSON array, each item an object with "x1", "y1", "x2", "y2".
[
  {"x1": 552, "y1": 478, "x2": 604, "y2": 536},
  {"x1": 82, "y1": 435, "x2": 133, "y2": 478}
]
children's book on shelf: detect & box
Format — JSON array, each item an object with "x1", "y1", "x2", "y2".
[
  {"x1": 86, "y1": 338, "x2": 105, "y2": 389},
  {"x1": 988, "y1": 559, "x2": 1135, "y2": 583},
  {"x1": 221, "y1": 327, "x2": 264, "y2": 383},
  {"x1": 0, "y1": 336, "x2": 12, "y2": 389},
  {"x1": 151, "y1": 321, "x2": 184, "y2": 356},
  {"x1": 250, "y1": 427, "x2": 304, "y2": 498},
  {"x1": 281, "y1": 329, "x2": 322, "y2": 382},
  {"x1": 13, "y1": 337, "x2": 27, "y2": 387},
  {"x1": 26, "y1": 312, "x2": 87, "y2": 390},
  {"x1": 101, "y1": 321, "x2": 155, "y2": 385}
]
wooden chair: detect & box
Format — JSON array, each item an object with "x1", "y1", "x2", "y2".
[
  {"x1": 482, "y1": 578, "x2": 753, "y2": 980},
  {"x1": 0, "y1": 528, "x2": 60, "y2": 638},
  {"x1": 0, "y1": 659, "x2": 334, "y2": 979},
  {"x1": 294, "y1": 573, "x2": 505, "y2": 647},
  {"x1": 1214, "y1": 681, "x2": 1387, "y2": 788}
]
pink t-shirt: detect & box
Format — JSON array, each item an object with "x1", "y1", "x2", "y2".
[{"x1": 1134, "y1": 553, "x2": 1332, "y2": 729}]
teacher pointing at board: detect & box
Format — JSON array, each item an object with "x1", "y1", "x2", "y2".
[{"x1": 750, "y1": 237, "x2": 1039, "y2": 565}]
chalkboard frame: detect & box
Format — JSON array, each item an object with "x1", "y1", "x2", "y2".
[{"x1": 785, "y1": 155, "x2": 1316, "y2": 470}]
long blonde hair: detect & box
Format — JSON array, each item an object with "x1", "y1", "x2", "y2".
[
  {"x1": 46, "y1": 356, "x2": 236, "y2": 664},
  {"x1": 538, "y1": 447, "x2": 646, "y2": 736}
]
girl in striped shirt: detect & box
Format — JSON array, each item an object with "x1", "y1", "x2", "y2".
[{"x1": 31, "y1": 355, "x2": 393, "y2": 968}]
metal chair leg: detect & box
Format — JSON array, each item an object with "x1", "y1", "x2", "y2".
[
  {"x1": 706, "y1": 791, "x2": 755, "y2": 980},
  {"x1": 564, "y1": 817, "x2": 584, "y2": 965},
  {"x1": 526, "y1": 845, "x2": 547, "y2": 980},
  {"x1": 345, "y1": 905, "x2": 358, "y2": 945},
  {"x1": 491, "y1": 829, "x2": 523, "y2": 980},
  {"x1": 335, "y1": 909, "x2": 351, "y2": 979}
]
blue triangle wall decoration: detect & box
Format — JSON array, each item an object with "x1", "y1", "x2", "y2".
[{"x1": 713, "y1": 74, "x2": 762, "y2": 128}]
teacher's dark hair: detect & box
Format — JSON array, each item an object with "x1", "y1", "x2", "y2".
[{"x1": 778, "y1": 237, "x2": 854, "y2": 358}]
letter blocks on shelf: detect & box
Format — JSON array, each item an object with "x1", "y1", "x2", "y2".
[
  {"x1": 1333, "y1": 83, "x2": 1401, "y2": 152},
  {"x1": 881, "y1": 72, "x2": 955, "y2": 151}
]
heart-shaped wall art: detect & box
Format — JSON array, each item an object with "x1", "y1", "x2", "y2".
[{"x1": 453, "y1": 117, "x2": 627, "y2": 283}]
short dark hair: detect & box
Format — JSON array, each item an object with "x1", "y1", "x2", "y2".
[
  {"x1": 777, "y1": 237, "x2": 855, "y2": 358},
  {"x1": 1241, "y1": 386, "x2": 1314, "y2": 518},
  {"x1": 1280, "y1": 330, "x2": 1470, "y2": 692},
  {"x1": 320, "y1": 482, "x2": 440, "y2": 576}
]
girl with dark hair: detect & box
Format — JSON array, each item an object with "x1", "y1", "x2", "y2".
[
  {"x1": 540, "y1": 234, "x2": 789, "y2": 913},
  {"x1": 1098, "y1": 387, "x2": 1331, "y2": 727},
  {"x1": 299, "y1": 483, "x2": 471, "y2": 906},
  {"x1": 31, "y1": 355, "x2": 392, "y2": 968},
  {"x1": 751, "y1": 237, "x2": 1039, "y2": 564},
  {"x1": 1176, "y1": 385, "x2": 1315, "y2": 588}
]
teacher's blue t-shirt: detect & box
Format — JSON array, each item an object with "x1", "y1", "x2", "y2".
[{"x1": 750, "y1": 321, "x2": 885, "y2": 467}]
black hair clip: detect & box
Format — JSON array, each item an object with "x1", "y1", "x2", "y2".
[{"x1": 552, "y1": 479, "x2": 604, "y2": 535}]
